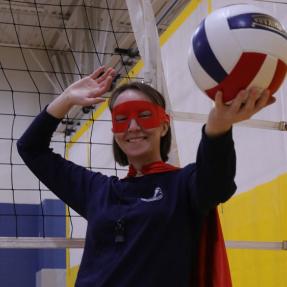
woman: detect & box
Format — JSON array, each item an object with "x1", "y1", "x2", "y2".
[{"x1": 17, "y1": 66, "x2": 275, "y2": 287}]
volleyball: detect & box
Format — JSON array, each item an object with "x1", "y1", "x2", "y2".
[{"x1": 188, "y1": 4, "x2": 287, "y2": 102}]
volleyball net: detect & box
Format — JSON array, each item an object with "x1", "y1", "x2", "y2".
[
  {"x1": 0, "y1": 0, "x2": 196, "y2": 251},
  {"x1": 0, "y1": 0, "x2": 144, "y2": 248}
]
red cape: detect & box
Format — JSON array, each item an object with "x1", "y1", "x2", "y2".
[{"x1": 197, "y1": 208, "x2": 232, "y2": 287}]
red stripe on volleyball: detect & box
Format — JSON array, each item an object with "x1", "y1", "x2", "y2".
[
  {"x1": 267, "y1": 59, "x2": 287, "y2": 95},
  {"x1": 206, "y1": 53, "x2": 266, "y2": 102}
]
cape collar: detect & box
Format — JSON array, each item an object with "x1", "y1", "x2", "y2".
[{"x1": 127, "y1": 161, "x2": 179, "y2": 177}]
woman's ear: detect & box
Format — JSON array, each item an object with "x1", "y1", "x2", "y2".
[{"x1": 160, "y1": 122, "x2": 169, "y2": 137}]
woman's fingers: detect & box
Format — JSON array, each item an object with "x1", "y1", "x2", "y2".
[
  {"x1": 266, "y1": 95, "x2": 276, "y2": 106},
  {"x1": 214, "y1": 91, "x2": 224, "y2": 109},
  {"x1": 234, "y1": 88, "x2": 273, "y2": 120},
  {"x1": 93, "y1": 67, "x2": 115, "y2": 83},
  {"x1": 254, "y1": 89, "x2": 271, "y2": 111},
  {"x1": 209, "y1": 88, "x2": 276, "y2": 129},
  {"x1": 229, "y1": 89, "x2": 248, "y2": 113},
  {"x1": 101, "y1": 73, "x2": 114, "y2": 87},
  {"x1": 89, "y1": 66, "x2": 106, "y2": 80},
  {"x1": 87, "y1": 75, "x2": 114, "y2": 99},
  {"x1": 241, "y1": 87, "x2": 261, "y2": 113},
  {"x1": 85, "y1": 97, "x2": 106, "y2": 106}
]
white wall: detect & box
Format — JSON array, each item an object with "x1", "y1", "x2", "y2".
[{"x1": 161, "y1": 0, "x2": 287, "y2": 193}]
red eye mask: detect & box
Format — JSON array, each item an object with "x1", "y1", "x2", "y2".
[{"x1": 111, "y1": 100, "x2": 170, "y2": 133}]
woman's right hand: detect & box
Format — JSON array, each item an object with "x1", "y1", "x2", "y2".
[
  {"x1": 205, "y1": 87, "x2": 276, "y2": 137},
  {"x1": 62, "y1": 66, "x2": 116, "y2": 107},
  {"x1": 47, "y1": 66, "x2": 116, "y2": 118}
]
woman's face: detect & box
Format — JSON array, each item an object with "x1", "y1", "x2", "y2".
[{"x1": 111, "y1": 89, "x2": 169, "y2": 165}]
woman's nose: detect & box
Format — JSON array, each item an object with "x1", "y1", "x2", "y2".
[{"x1": 128, "y1": 118, "x2": 141, "y2": 131}]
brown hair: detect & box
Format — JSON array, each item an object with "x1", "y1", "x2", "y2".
[{"x1": 109, "y1": 82, "x2": 171, "y2": 166}]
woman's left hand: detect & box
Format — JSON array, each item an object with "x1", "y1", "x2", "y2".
[{"x1": 205, "y1": 88, "x2": 276, "y2": 137}]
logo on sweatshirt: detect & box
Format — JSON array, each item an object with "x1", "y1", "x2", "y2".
[{"x1": 140, "y1": 187, "x2": 163, "y2": 202}]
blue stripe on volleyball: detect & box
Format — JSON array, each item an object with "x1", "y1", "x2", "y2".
[
  {"x1": 192, "y1": 20, "x2": 228, "y2": 83},
  {"x1": 228, "y1": 13, "x2": 287, "y2": 40}
]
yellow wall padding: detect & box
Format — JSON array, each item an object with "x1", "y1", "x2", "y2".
[{"x1": 220, "y1": 173, "x2": 287, "y2": 287}]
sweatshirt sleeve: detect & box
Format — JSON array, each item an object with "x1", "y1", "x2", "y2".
[
  {"x1": 189, "y1": 125, "x2": 237, "y2": 214},
  {"x1": 17, "y1": 108, "x2": 102, "y2": 219}
]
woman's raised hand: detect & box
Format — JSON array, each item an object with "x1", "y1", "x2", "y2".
[
  {"x1": 205, "y1": 88, "x2": 276, "y2": 137},
  {"x1": 63, "y1": 66, "x2": 116, "y2": 107},
  {"x1": 47, "y1": 66, "x2": 116, "y2": 118}
]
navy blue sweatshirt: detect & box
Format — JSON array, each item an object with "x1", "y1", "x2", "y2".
[{"x1": 17, "y1": 109, "x2": 236, "y2": 287}]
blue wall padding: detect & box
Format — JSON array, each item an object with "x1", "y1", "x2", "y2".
[{"x1": 0, "y1": 199, "x2": 66, "y2": 287}]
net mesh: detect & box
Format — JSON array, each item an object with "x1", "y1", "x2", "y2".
[
  {"x1": 0, "y1": 0, "x2": 188, "y2": 247},
  {"x1": 0, "y1": 0, "x2": 148, "y2": 245}
]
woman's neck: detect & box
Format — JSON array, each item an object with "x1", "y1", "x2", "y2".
[{"x1": 128, "y1": 157, "x2": 162, "y2": 173}]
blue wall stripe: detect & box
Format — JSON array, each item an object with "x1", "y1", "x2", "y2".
[
  {"x1": 192, "y1": 19, "x2": 227, "y2": 83},
  {"x1": 0, "y1": 199, "x2": 66, "y2": 287}
]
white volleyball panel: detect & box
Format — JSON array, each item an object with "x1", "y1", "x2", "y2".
[
  {"x1": 205, "y1": 8, "x2": 242, "y2": 73},
  {"x1": 233, "y1": 29, "x2": 287, "y2": 64},
  {"x1": 247, "y1": 55, "x2": 278, "y2": 90}
]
